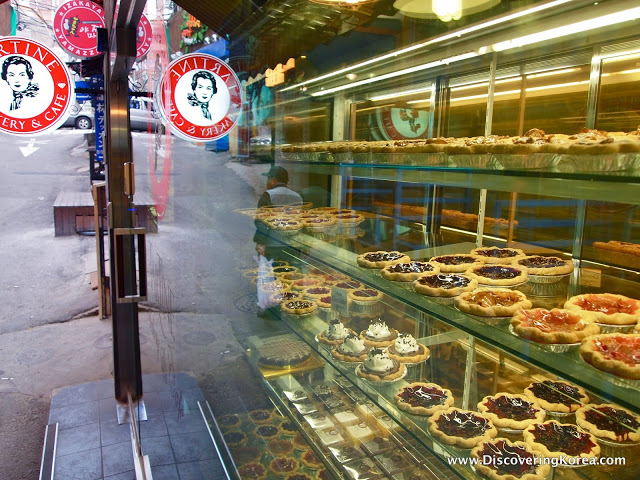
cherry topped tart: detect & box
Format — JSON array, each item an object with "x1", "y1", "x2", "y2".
[
  {"x1": 357, "y1": 250, "x2": 410, "y2": 268},
  {"x1": 269, "y1": 457, "x2": 300, "y2": 477},
  {"x1": 470, "y1": 246, "x2": 526, "y2": 264},
  {"x1": 394, "y1": 382, "x2": 454, "y2": 415},
  {"x1": 576, "y1": 404, "x2": 640, "y2": 443},
  {"x1": 413, "y1": 273, "x2": 477, "y2": 297},
  {"x1": 511, "y1": 308, "x2": 600, "y2": 344},
  {"x1": 467, "y1": 264, "x2": 528, "y2": 286},
  {"x1": 238, "y1": 463, "x2": 268, "y2": 480},
  {"x1": 477, "y1": 393, "x2": 546, "y2": 430},
  {"x1": 348, "y1": 288, "x2": 383, "y2": 304},
  {"x1": 456, "y1": 288, "x2": 531, "y2": 317},
  {"x1": 281, "y1": 299, "x2": 317, "y2": 315},
  {"x1": 524, "y1": 380, "x2": 589, "y2": 413},
  {"x1": 428, "y1": 407, "x2": 497, "y2": 448},
  {"x1": 471, "y1": 439, "x2": 551, "y2": 480},
  {"x1": 428, "y1": 254, "x2": 483, "y2": 273},
  {"x1": 516, "y1": 255, "x2": 573, "y2": 275},
  {"x1": 580, "y1": 333, "x2": 640, "y2": 380},
  {"x1": 380, "y1": 261, "x2": 439, "y2": 281},
  {"x1": 565, "y1": 293, "x2": 640, "y2": 325},
  {"x1": 523, "y1": 421, "x2": 600, "y2": 459}
]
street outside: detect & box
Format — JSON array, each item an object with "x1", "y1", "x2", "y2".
[{"x1": 0, "y1": 128, "x2": 272, "y2": 479}]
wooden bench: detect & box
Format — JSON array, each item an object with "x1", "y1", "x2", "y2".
[{"x1": 53, "y1": 191, "x2": 157, "y2": 236}]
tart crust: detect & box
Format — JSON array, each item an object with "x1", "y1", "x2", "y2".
[
  {"x1": 380, "y1": 261, "x2": 439, "y2": 281},
  {"x1": 238, "y1": 462, "x2": 268, "y2": 480},
  {"x1": 565, "y1": 293, "x2": 640, "y2": 325},
  {"x1": 576, "y1": 403, "x2": 640, "y2": 443},
  {"x1": 515, "y1": 255, "x2": 573, "y2": 275},
  {"x1": 413, "y1": 273, "x2": 477, "y2": 297},
  {"x1": 470, "y1": 439, "x2": 551, "y2": 480},
  {"x1": 270, "y1": 457, "x2": 300, "y2": 477},
  {"x1": 467, "y1": 264, "x2": 528, "y2": 286},
  {"x1": 429, "y1": 254, "x2": 484, "y2": 273},
  {"x1": 359, "y1": 326, "x2": 399, "y2": 348},
  {"x1": 281, "y1": 300, "x2": 317, "y2": 315},
  {"x1": 356, "y1": 251, "x2": 410, "y2": 268},
  {"x1": 330, "y1": 345, "x2": 369, "y2": 362},
  {"x1": 394, "y1": 382, "x2": 454, "y2": 415},
  {"x1": 300, "y1": 449, "x2": 324, "y2": 469},
  {"x1": 524, "y1": 380, "x2": 589, "y2": 413},
  {"x1": 348, "y1": 288, "x2": 383, "y2": 304},
  {"x1": 523, "y1": 421, "x2": 600, "y2": 460},
  {"x1": 455, "y1": 288, "x2": 531, "y2": 317},
  {"x1": 470, "y1": 246, "x2": 527, "y2": 264},
  {"x1": 356, "y1": 359, "x2": 406, "y2": 381},
  {"x1": 387, "y1": 342, "x2": 430, "y2": 363},
  {"x1": 428, "y1": 407, "x2": 497, "y2": 448},
  {"x1": 477, "y1": 393, "x2": 546, "y2": 430},
  {"x1": 580, "y1": 333, "x2": 640, "y2": 379},
  {"x1": 511, "y1": 308, "x2": 600, "y2": 344}
]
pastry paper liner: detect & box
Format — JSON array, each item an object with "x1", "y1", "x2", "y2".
[
  {"x1": 457, "y1": 308, "x2": 512, "y2": 326},
  {"x1": 508, "y1": 325, "x2": 581, "y2": 353},
  {"x1": 450, "y1": 154, "x2": 499, "y2": 169},
  {"x1": 492, "y1": 153, "x2": 561, "y2": 170},
  {"x1": 557, "y1": 153, "x2": 640, "y2": 173},
  {"x1": 594, "y1": 322, "x2": 636, "y2": 334},
  {"x1": 596, "y1": 436, "x2": 640, "y2": 458},
  {"x1": 273, "y1": 228, "x2": 302, "y2": 237},
  {"x1": 388, "y1": 279, "x2": 415, "y2": 291},
  {"x1": 410, "y1": 284, "x2": 457, "y2": 304},
  {"x1": 527, "y1": 273, "x2": 571, "y2": 284}
]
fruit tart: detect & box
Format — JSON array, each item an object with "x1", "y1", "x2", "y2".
[
  {"x1": 511, "y1": 308, "x2": 600, "y2": 344},
  {"x1": 455, "y1": 288, "x2": 531, "y2": 317},
  {"x1": 231, "y1": 446, "x2": 261, "y2": 465},
  {"x1": 268, "y1": 439, "x2": 295, "y2": 456},
  {"x1": 524, "y1": 380, "x2": 589, "y2": 413},
  {"x1": 223, "y1": 431, "x2": 248, "y2": 447},
  {"x1": 386, "y1": 333, "x2": 430, "y2": 363},
  {"x1": 470, "y1": 246, "x2": 526, "y2": 264},
  {"x1": 301, "y1": 449, "x2": 324, "y2": 469},
  {"x1": 467, "y1": 264, "x2": 528, "y2": 287},
  {"x1": 356, "y1": 347, "x2": 406, "y2": 381},
  {"x1": 428, "y1": 407, "x2": 498, "y2": 448},
  {"x1": 281, "y1": 299, "x2": 317, "y2": 315},
  {"x1": 348, "y1": 288, "x2": 383, "y2": 305},
  {"x1": 477, "y1": 393, "x2": 546, "y2": 430},
  {"x1": 255, "y1": 424, "x2": 281, "y2": 439},
  {"x1": 270, "y1": 457, "x2": 300, "y2": 477},
  {"x1": 238, "y1": 462, "x2": 268, "y2": 480},
  {"x1": 360, "y1": 319, "x2": 398, "y2": 347},
  {"x1": 218, "y1": 413, "x2": 241, "y2": 430},
  {"x1": 565, "y1": 293, "x2": 640, "y2": 326},
  {"x1": 303, "y1": 286, "x2": 332, "y2": 300},
  {"x1": 331, "y1": 332, "x2": 369, "y2": 362},
  {"x1": 291, "y1": 277, "x2": 323, "y2": 291},
  {"x1": 270, "y1": 290, "x2": 304, "y2": 306},
  {"x1": 576, "y1": 403, "x2": 640, "y2": 443},
  {"x1": 515, "y1": 255, "x2": 573, "y2": 276},
  {"x1": 302, "y1": 215, "x2": 337, "y2": 230},
  {"x1": 394, "y1": 382, "x2": 454, "y2": 416},
  {"x1": 429, "y1": 254, "x2": 484, "y2": 273},
  {"x1": 523, "y1": 421, "x2": 600, "y2": 460},
  {"x1": 380, "y1": 261, "x2": 439, "y2": 281},
  {"x1": 413, "y1": 273, "x2": 477, "y2": 297},
  {"x1": 580, "y1": 333, "x2": 640, "y2": 379},
  {"x1": 471, "y1": 438, "x2": 551, "y2": 480},
  {"x1": 316, "y1": 319, "x2": 356, "y2": 346},
  {"x1": 357, "y1": 250, "x2": 410, "y2": 269}
]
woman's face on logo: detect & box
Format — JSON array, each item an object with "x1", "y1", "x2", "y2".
[
  {"x1": 6, "y1": 63, "x2": 30, "y2": 92},
  {"x1": 194, "y1": 77, "x2": 213, "y2": 103}
]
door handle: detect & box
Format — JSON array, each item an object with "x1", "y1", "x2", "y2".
[{"x1": 114, "y1": 227, "x2": 147, "y2": 303}]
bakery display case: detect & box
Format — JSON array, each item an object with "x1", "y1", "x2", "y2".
[{"x1": 204, "y1": 2, "x2": 640, "y2": 479}]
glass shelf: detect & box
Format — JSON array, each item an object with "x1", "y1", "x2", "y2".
[
  {"x1": 283, "y1": 156, "x2": 640, "y2": 204},
  {"x1": 264, "y1": 229, "x2": 640, "y2": 414}
]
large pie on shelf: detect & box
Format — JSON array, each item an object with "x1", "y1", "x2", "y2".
[
  {"x1": 511, "y1": 308, "x2": 600, "y2": 344},
  {"x1": 565, "y1": 293, "x2": 640, "y2": 325},
  {"x1": 470, "y1": 246, "x2": 526, "y2": 264},
  {"x1": 470, "y1": 438, "x2": 551, "y2": 480},
  {"x1": 380, "y1": 261, "x2": 439, "y2": 281},
  {"x1": 394, "y1": 382, "x2": 454, "y2": 416},
  {"x1": 576, "y1": 403, "x2": 640, "y2": 443},
  {"x1": 524, "y1": 380, "x2": 589, "y2": 413},
  {"x1": 523, "y1": 421, "x2": 601, "y2": 460},
  {"x1": 427, "y1": 407, "x2": 498, "y2": 448},
  {"x1": 515, "y1": 255, "x2": 573, "y2": 276},
  {"x1": 356, "y1": 251, "x2": 410, "y2": 268},
  {"x1": 428, "y1": 254, "x2": 483, "y2": 273},
  {"x1": 455, "y1": 288, "x2": 531, "y2": 317},
  {"x1": 477, "y1": 393, "x2": 546, "y2": 431},
  {"x1": 467, "y1": 264, "x2": 528, "y2": 286},
  {"x1": 580, "y1": 333, "x2": 640, "y2": 379},
  {"x1": 413, "y1": 273, "x2": 477, "y2": 297}
]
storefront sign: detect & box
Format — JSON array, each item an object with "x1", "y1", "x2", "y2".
[
  {"x1": 53, "y1": 0, "x2": 105, "y2": 59},
  {"x1": 136, "y1": 13, "x2": 153, "y2": 59},
  {"x1": 158, "y1": 53, "x2": 242, "y2": 142},
  {"x1": 0, "y1": 38, "x2": 75, "y2": 135}
]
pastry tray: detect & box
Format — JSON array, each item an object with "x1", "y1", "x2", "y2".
[
  {"x1": 258, "y1": 353, "x2": 325, "y2": 379},
  {"x1": 508, "y1": 325, "x2": 581, "y2": 353}
]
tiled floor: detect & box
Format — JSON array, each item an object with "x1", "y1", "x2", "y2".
[{"x1": 49, "y1": 373, "x2": 226, "y2": 479}]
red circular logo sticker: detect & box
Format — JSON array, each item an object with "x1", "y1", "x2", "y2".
[
  {"x1": 53, "y1": 0, "x2": 105, "y2": 59},
  {"x1": 0, "y1": 38, "x2": 75, "y2": 135},
  {"x1": 136, "y1": 13, "x2": 153, "y2": 59},
  {"x1": 159, "y1": 54, "x2": 242, "y2": 142}
]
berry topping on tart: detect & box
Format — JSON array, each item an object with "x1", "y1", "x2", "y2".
[
  {"x1": 273, "y1": 291, "x2": 302, "y2": 302},
  {"x1": 431, "y1": 255, "x2": 477, "y2": 265},
  {"x1": 429, "y1": 408, "x2": 497, "y2": 448},
  {"x1": 238, "y1": 463, "x2": 267, "y2": 479},
  {"x1": 518, "y1": 256, "x2": 567, "y2": 268},
  {"x1": 334, "y1": 280, "x2": 362, "y2": 290},
  {"x1": 417, "y1": 274, "x2": 470, "y2": 288},
  {"x1": 364, "y1": 252, "x2": 404, "y2": 262},
  {"x1": 256, "y1": 425, "x2": 279, "y2": 438},
  {"x1": 394, "y1": 382, "x2": 453, "y2": 415},
  {"x1": 304, "y1": 287, "x2": 332, "y2": 297},
  {"x1": 473, "y1": 247, "x2": 523, "y2": 258},
  {"x1": 524, "y1": 421, "x2": 599, "y2": 458},
  {"x1": 483, "y1": 396, "x2": 541, "y2": 421},
  {"x1": 352, "y1": 289, "x2": 378, "y2": 298},
  {"x1": 387, "y1": 262, "x2": 435, "y2": 273},
  {"x1": 525, "y1": 380, "x2": 588, "y2": 412},
  {"x1": 357, "y1": 251, "x2": 410, "y2": 268},
  {"x1": 270, "y1": 457, "x2": 299, "y2": 475},
  {"x1": 577, "y1": 404, "x2": 640, "y2": 442},
  {"x1": 474, "y1": 265, "x2": 521, "y2": 279},
  {"x1": 472, "y1": 439, "x2": 548, "y2": 479}
]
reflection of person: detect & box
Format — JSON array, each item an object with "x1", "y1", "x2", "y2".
[
  {"x1": 254, "y1": 166, "x2": 302, "y2": 259},
  {"x1": 1, "y1": 56, "x2": 39, "y2": 111},
  {"x1": 187, "y1": 70, "x2": 216, "y2": 121}
]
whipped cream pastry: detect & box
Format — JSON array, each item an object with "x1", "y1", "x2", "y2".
[
  {"x1": 338, "y1": 333, "x2": 367, "y2": 354},
  {"x1": 394, "y1": 333, "x2": 419, "y2": 354},
  {"x1": 363, "y1": 348, "x2": 395, "y2": 373}
]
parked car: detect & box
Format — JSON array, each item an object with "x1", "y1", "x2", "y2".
[
  {"x1": 129, "y1": 97, "x2": 163, "y2": 132},
  {"x1": 61, "y1": 101, "x2": 94, "y2": 129}
]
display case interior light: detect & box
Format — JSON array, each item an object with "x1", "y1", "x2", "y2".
[{"x1": 369, "y1": 86, "x2": 432, "y2": 101}]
